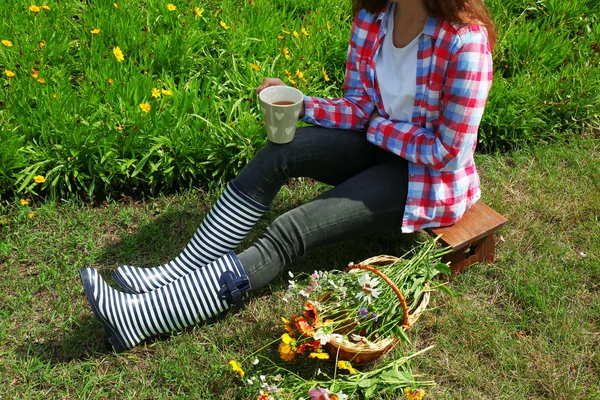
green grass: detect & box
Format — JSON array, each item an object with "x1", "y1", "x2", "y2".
[
  {"x1": 1, "y1": 136, "x2": 598, "y2": 399},
  {"x1": 1, "y1": 0, "x2": 599, "y2": 200}
]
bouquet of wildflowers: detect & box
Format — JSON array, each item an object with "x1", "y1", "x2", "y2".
[{"x1": 278, "y1": 238, "x2": 451, "y2": 364}]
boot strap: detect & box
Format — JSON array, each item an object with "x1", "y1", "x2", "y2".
[{"x1": 217, "y1": 271, "x2": 250, "y2": 308}]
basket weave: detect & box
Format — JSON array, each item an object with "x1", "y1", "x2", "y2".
[{"x1": 325, "y1": 255, "x2": 430, "y2": 365}]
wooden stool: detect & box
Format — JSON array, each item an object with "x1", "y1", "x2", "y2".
[{"x1": 426, "y1": 202, "x2": 508, "y2": 275}]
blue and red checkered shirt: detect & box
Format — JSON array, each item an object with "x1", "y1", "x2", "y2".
[{"x1": 301, "y1": 3, "x2": 493, "y2": 232}]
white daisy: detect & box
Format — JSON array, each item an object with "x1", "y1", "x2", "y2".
[{"x1": 355, "y1": 273, "x2": 382, "y2": 304}]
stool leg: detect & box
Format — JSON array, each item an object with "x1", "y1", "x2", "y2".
[{"x1": 444, "y1": 233, "x2": 496, "y2": 275}]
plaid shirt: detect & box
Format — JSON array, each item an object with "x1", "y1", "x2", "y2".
[{"x1": 301, "y1": 2, "x2": 493, "y2": 232}]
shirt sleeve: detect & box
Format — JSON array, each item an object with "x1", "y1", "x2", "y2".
[
  {"x1": 301, "y1": 15, "x2": 376, "y2": 130},
  {"x1": 366, "y1": 30, "x2": 493, "y2": 171}
]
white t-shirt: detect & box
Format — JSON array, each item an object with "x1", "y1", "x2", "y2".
[{"x1": 376, "y1": 3, "x2": 421, "y2": 123}]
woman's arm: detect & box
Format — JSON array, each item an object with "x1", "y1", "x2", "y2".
[
  {"x1": 301, "y1": 15, "x2": 376, "y2": 130},
  {"x1": 366, "y1": 30, "x2": 493, "y2": 171}
]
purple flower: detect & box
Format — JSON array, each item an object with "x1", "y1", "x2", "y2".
[
  {"x1": 308, "y1": 386, "x2": 330, "y2": 400},
  {"x1": 371, "y1": 312, "x2": 378, "y2": 322},
  {"x1": 359, "y1": 307, "x2": 369, "y2": 318}
]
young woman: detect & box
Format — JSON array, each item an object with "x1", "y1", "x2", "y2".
[{"x1": 80, "y1": 0, "x2": 496, "y2": 352}]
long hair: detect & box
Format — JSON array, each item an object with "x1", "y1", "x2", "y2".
[{"x1": 352, "y1": 0, "x2": 497, "y2": 48}]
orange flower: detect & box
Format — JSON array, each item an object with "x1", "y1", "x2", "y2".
[
  {"x1": 108, "y1": 78, "x2": 114, "y2": 85},
  {"x1": 296, "y1": 339, "x2": 320, "y2": 355},
  {"x1": 294, "y1": 316, "x2": 314, "y2": 337},
  {"x1": 304, "y1": 301, "x2": 319, "y2": 323},
  {"x1": 32, "y1": 69, "x2": 39, "y2": 78},
  {"x1": 281, "y1": 316, "x2": 295, "y2": 333}
]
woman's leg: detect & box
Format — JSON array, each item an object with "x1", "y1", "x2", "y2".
[
  {"x1": 113, "y1": 127, "x2": 384, "y2": 293},
  {"x1": 238, "y1": 154, "x2": 409, "y2": 290}
]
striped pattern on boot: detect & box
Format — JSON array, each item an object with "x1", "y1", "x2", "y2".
[
  {"x1": 112, "y1": 182, "x2": 267, "y2": 294},
  {"x1": 80, "y1": 251, "x2": 249, "y2": 352}
]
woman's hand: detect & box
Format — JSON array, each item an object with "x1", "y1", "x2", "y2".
[
  {"x1": 256, "y1": 77, "x2": 306, "y2": 118},
  {"x1": 367, "y1": 109, "x2": 381, "y2": 128},
  {"x1": 256, "y1": 78, "x2": 287, "y2": 95}
]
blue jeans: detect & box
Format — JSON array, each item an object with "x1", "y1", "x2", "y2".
[{"x1": 232, "y1": 126, "x2": 409, "y2": 290}]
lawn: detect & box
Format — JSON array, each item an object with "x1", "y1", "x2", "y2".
[{"x1": 1, "y1": 0, "x2": 599, "y2": 399}]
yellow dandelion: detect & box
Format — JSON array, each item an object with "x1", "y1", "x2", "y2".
[
  {"x1": 152, "y1": 88, "x2": 161, "y2": 98},
  {"x1": 295, "y1": 69, "x2": 306, "y2": 82},
  {"x1": 113, "y1": 46, "x2": 124, "y2": 62},
  {"x1": 28, "y1": 213, "x2": 36, "y2": 219},
  {"x1": 308, "y1": 352, "x2": 330, "y2": 360},
  {"x1": 38, "y1": 41, "x2": 45, "y2": 48},
  {"x1": 277, "y1": 34, "x2": 285, "y2": 40},
  {"x1": 34, "y1": 175, "x2": 46, "y2": 183},
  {"x1": 42, "y1": 5, "x2": 50, "y2": 10},
  {"x1": 2, "y1": 40, "x2": 13, "y2": 47},
  {"x1": 249, "y1": 63, "x2": 260, "y2": 71},
  {"x1": 301, "y1": 26, "x2": 309, "y2": 36},
  {"x1": 287, "y1": 77, "x2": 296, "y2": 85},
  {"x1": 228, "y1": 360, "x2": 245, "y2": 379},
  {"x1": 29, "y1": 5, "x2": 41, "y2": 13},
  {"x1": 220, "y1": 20, "x2": 230, "y2": 30},
  {"x1": 108, "y1": 78, "x2": 114, "y2": 85},
  {"x1": 114, "y1": 3, "x2": 119, "y2": 8},
  {"x1": 322, "y1": 66, "x2": 330, "y2": 82},
  {"x1": 213, "y1": 9, "x2": 221, "y2": 17},
  {"x1": 293, "y1": 30, "x2": 300, "y2": 39},
  {"x1": 91, "y1": 28, "x2": 101, "y2": 34},
  {"x1": 140, "y1": 102, "x2": 151, "y2": 113},
  {"x1": 20, "y1": 199, "x2": 30, "y2": 205},
  {"x1": 282, "y1": 29, "x2": 290, "y2": 34},
  {"x1": 4, "y1": 70, "x2": 15, "y2": 78},
  {"x1": 161, "y1": 89, "x2": 172, "y2": 96},
  {"x1": 326, "y1": 21, "x2": 331, "y2": 31},
  {"x1": 250, "y1": 0, "x2": 255, "y2": 5},
  {"x1": 167, "y1": 4, "x2": 176, "y2": 11},
  {"x1": 37, "y1": 78, "x2": 45, "y2": 83},
  {"x1": 32, "y1": 69, "x2": 39, "y2": 78},
  {"x1": 194, "y1": 7, "x2": 202, "y2": 17},
  {"x1": 117, "y1": 124, "x2": 124, "y2": 131},
  {"x1": 52, "y1": 93, "x2": 57, "y2": 99}
]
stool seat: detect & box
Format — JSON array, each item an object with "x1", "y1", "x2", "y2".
[{"x1": 426, "y1": 202, "x2": 508, "y2": 274}]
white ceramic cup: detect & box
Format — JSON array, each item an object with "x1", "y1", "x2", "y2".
[{"x1": 258, "y1": 86, "x2": 304, "y2": 144}]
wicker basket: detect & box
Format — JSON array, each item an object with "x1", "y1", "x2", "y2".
[{"x1": 325, "y1": 255, "x2": 430, "y2": 365}]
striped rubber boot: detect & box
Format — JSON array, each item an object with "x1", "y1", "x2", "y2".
[
  {"x1": 80, "y1": 251, "x2": 250, "y2": 352},
  {"x1": 112, "y1": 182, "x2": 267, "y2": 294}
]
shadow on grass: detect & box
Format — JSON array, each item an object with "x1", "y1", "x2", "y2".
[{"x1": 93, "y1": 203, "x2": 423, "y2": 280}]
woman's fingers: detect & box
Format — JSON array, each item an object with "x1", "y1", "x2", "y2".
[{"x1": 256, "y1": 78, "x2": 287, "y2": 94}]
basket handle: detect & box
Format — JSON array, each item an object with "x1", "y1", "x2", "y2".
[{"x1": 344, "y1": 264, "x2": 411, "y2": 330}]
